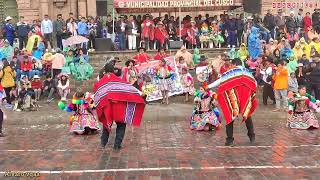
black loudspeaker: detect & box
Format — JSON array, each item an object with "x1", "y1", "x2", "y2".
[
  {"x1": 96, "y1": 1, "x2": 108, "y2": 16},
  {"x1": 169, "y1": 41, "x2": 183, "y2": 49},
  {"x1": 95, "y1": 38, "x2": 113, "y2": 51},
  {"x1": 243, "y1": 0, "x2": 262, "y2": 14}
]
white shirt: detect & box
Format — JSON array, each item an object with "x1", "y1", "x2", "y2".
[
  {"x1": 260, "y1": 66, "x2": 273, "y2": 84},
  {"x1": 41, "y1": 19, "x2": 53, "y2": 34}
]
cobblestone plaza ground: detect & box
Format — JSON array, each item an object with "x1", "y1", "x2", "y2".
[{"x1": 0, "y1": 96, "x2": 320, "y2": 179}]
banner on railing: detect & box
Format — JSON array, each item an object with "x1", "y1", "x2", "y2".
[
  {"x1": 115, "y1": 0, "x2": 242, "y2": 9},
  {"x1": 136, "y1": 57, "x2": 184, "y2": 102}
]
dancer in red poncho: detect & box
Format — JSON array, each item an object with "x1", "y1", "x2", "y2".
[
  {"x1": 94, "y1": 60, "x2": 145, "y2": 151},
  {"x1": 209, "y1": 58, "x2": 257, "y2": 146}
]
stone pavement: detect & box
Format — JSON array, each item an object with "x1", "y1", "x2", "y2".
[{"x1": 0, "y1": 97, "x2": 320, "y2": 180}]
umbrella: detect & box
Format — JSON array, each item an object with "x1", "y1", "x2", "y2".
[{"x1": 64, "y1": 35, "x2": 89, "y2": 46}]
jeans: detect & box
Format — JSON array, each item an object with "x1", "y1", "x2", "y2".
[
  {"x1": 4, "y1": 87, "x2": 13, "y2": 104},
  {"x1": 226, "y1": 117, "x2": 255, "y2": 143},
  {"x1": 274, "y1": 89, "x2": 288, "y2": 109},
  {"x1": 227, "y1": 30, "x2": 237, "y2": 47},
  {"x1": 30, "y1": 69, "x2": 42, "y2": 78},
  {"x1": 88, "y1": 34, "x2": 96, "y2": 49},
  {"x1": 44, "y1": 87, "x2": 55, "y2": 100},
  {"x1": 16, "y1": 69, "x2": 21, "y2": 81},
  {"x1": 56, "y1": 34, "x2": 63, "y2": 49},
  {"x1": 117, "y1": 32, "x2": 126, "y2": 50},
  {"x1": 263, "y1": 82, "x2": 275, "y2": 105},
  {"x1": 237, "y1": 31, "x2": 243, "y2": 46},
  {"x1": 44, "y1": 33, "x2": 53, "y2": 49},
  {"x1": 310, "y1": 84, "x2": 320, "y2": 100},
  {"x1": 128, "y1": 35, "x2": 137, "y2": 50},
  {"x1": 101, "y1": 122, "x2": 126, "y2": 147},
  {"x1": 6, "y1": 36, "x2": 14, "y2": 46},
  {"x1": 0, "y1": 109, "x2": 3, "y2": 133},
  {"x1": 21, "y1": 71, "x2": 31, "y2": 79},
  {"x1": 18, "y1": 36, "x2": 28, "y2": 50}
]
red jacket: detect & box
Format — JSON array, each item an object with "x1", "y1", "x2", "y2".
[
  {"x1": 154, "y1": 53, "x2": 169, "y2": 61},
  {"x1": 31, "y1": 80, "x2": 43, "y2": 89},
  {"x1": 154, "y1": 27, "x2": 168, "y2": 45},
  {"x1": 133, "y1": 53, "x2": 150, "y2": 64},
  {"x1": 303, "y1": 16, "x2": 312, "y2": 32},
  {"x1": 20, "y1": 60, "x2": 32, "y2": 71}
]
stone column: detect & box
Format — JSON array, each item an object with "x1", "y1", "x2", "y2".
[
  {"x1": 86, "y1": 0, "x2": 97, "y2": 17},
  {"x1": 39, "y1": 0, "x2": 49, "y2": 18},
  {"x1": 78, "y1": 0, "x2": 87, "y2": 17}
]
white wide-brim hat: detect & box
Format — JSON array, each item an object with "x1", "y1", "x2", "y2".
[{"x1": 5, "y1": 16, "x2": 12, "y2": 21}]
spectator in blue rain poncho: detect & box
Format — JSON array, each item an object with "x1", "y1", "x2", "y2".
[
  {"x1": 248, "y1": 27, "x2": 262, "y2": 60},
  {"x1": 280, "y1": 43, "x2": 294, "y2": 61},
  {"x1": 32, "y1": 42, "x2": 45, "y2": 61}
]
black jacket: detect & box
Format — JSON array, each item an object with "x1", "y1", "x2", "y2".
[
  {"x1": 263, "y1": 14, "x2": 276, "y2": 30},
  {"x1": 308, "y1": 65, "x2": 320, "y2": 85},
  {"x1": 286, "y1": 17, "x2": 296, "y2": 32},
  {"x1": 312, "y1": 12, "x2": 320, "y2": 26},
  {"x1": 16, "y1": 22, "x2": 30, "y2": 37}
]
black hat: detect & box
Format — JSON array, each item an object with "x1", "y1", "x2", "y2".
[
  {"x1": 199, "y1": 55, "x2": 207, "y2": 61},
  {"x1": 125, "y1": 59, "x2": 136, "y2": 67}
]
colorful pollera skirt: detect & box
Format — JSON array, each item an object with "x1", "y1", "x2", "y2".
[
  {"x1": 70, "y1": 114, "x2": 100, "y2": 134},
  {"x1": 287, "y1": 111, "x2": 319, "y2": 130},
  {"x1": 190, "y1": 111, "x2": 221, "y2": 131}
]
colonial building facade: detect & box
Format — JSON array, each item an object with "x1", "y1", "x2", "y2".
[{"x1": 0, "y1": 0, "x2": 103, "y2": 23}]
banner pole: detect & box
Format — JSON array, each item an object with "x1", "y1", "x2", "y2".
[
  {"x1": 112, "y1": 8, "x2": 115, "y2": 34},
  {"x1": 179, "y1": 7, "x2": 181, "y2": 41}
]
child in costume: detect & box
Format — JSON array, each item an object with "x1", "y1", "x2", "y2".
[
  {"x1": 156, "y1": 59, "x2": 173, "y2": 105},
  {"x1": 209, "y1": 21, "x2": 224, "y2": 48},
  {"x1": 180, "y1": 67, "x2": 195, "y2": 102},
  {"x1": 59, "y1": 90, "x2": 100, "y2": 135},
  {"x1": 287, "y1": 85, "x2": 320, "y2": 129},
  {"x1": 199, "y1": 22, "x2": 210, "y2": 48},
  {"x1": 190, "y1": 82, "x2": 221, "y2": 132}
]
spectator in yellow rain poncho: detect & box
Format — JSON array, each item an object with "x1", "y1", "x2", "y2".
[
  {"x1": 292, "y1": 42, "x2": 304, "y2": 60},
  {"x1": 299, "y1": 38, "x2": 311, "y2": 59}
]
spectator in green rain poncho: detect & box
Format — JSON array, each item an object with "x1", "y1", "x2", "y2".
[
  {"x1": 73, "y1": 49, "x2": 94, "y2": 81},
  {"x1": 286, "y1": 55, "x2": 299, "y2": 75},
  {"x1": 0, "y1": 40, "x2": 13, "y2": 61},
  {"x1": 229, "y1": 47, "x2": 239, "y2": 62},
  {"x1": 192, "y1": 48, "x2": 200, "y2": 65},
  {"x1": 61, "y1": 50, "x2": 76, "y2": 75}
]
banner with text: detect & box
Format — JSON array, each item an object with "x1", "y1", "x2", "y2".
[
  {"x1": 115, "y1": 0, "x2": 243, "y2": 9},
  {"x1": 272, "y1": 1, "x2": 319, "y2": 9}
]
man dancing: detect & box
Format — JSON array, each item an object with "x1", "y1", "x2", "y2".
[
  {"x1": 94, "y1": 59, "x2": 145, "y2": 151},
  {"x1": 209, "y1": 58, "x2": 257, "y2": 146}
]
